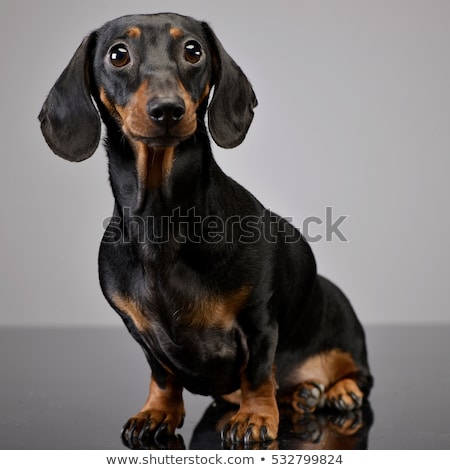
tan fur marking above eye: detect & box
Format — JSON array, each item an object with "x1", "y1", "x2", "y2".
[
  {"x1": 169, "y1": 27, "x2": 183, "y2": 39},
  {"x1": 111, "y1": 293, "x2": 151, "y2": 332},
  {"x1": 127, "y1": 27, "x2": 142, "y2": 38},
  {"x1": 286, "y1": 349, "x2": 359, "y2": 389},
  {"x1": 186, "y1": 286, "x2": 251, "y2": 330}
]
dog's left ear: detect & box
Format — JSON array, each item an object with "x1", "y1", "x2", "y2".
[
  {"x1": 202, "y1": 23, "x2": 258, "y2": 149},
  {"x1": 39, "y1": 33, "x2": 100, "y2": 162}
]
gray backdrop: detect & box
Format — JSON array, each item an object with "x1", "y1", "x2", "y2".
[{"x1": 1, "y1": 0, "x2": 449, "y2": 326}]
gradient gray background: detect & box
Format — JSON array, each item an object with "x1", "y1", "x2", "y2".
[{"x1": 1, "y1": 0, "x2": 449, "y2": 327}]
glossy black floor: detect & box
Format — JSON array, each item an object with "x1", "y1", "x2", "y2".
[{"x1": 0, "y1": 325, "x2": 449, "y2": 449}]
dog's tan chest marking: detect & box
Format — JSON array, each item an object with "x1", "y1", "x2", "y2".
[{"x1": 111, "y1": 286, "x2": 250, "y2": 334}]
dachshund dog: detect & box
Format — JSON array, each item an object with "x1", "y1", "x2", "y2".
[{"x1": 39, "y1": 13, "x2": 372, "y2": 445}]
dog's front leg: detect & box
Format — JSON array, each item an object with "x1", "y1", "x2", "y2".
[
  {"x1": 221, "y1": 323, "x2": 279, "y2": 444},
  {"x1": 121, "y1": 369, "x2": 185, "y2": 445}
]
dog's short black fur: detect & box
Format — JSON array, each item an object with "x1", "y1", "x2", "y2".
[{"x1": 39, "y1": 13, "x2": 372, "y2": 445}]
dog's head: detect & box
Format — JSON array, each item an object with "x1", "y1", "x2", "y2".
[{"x1": 39, "y1": 13, "x2": 257, "y2": 162}]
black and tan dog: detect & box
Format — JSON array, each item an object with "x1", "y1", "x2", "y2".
[{"x1": 39, "y1": 13, "x2": 372, "y2": 445}]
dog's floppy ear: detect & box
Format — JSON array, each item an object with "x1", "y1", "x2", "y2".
[
  {"x1": 39, "y1": 33, "x2": 100, "y2": 162},
  {"x1": 202, "y1": 23, "x2": 258, "y2": 149}
]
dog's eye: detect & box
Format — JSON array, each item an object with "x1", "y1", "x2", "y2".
[
  {"x1": 109, "y1": 44, "x2": 130, "y2": 67},
  {"x1": 184, "y1": 40, "x2": 202, "y2": 64}
]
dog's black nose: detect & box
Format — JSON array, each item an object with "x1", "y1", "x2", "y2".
[{"x1": 147, "y1": 97, "x2": 185, "y2": 124}]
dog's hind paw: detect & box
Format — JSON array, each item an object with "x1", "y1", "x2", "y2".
[
  {"x1": 292, "y1": 382, "x2": 326, "y2": 413},
  {"x1": 325, "y1": 378, "x2": 363, "y2": 412}
]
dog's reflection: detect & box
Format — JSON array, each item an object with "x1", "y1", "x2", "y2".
[
  {"x1": 276, "y1": 404, "x2": 374, "y2": 451},
  {"x1": 191, "y1": 400, "x2": 374, "y2": 450},
  {"x1": 123, "y1": 399, "x2": 373, "y2": 450}
]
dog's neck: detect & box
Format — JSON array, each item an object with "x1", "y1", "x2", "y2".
[{"x1": 105, "y1": 122, "x2": 215, "y2": 218}]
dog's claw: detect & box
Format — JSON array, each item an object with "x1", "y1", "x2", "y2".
[
  {"x1": 296, "y1": 402, "x2": 310, "y2": 413},
  {"x1": 260, "y1": 426, "x2": 269, "y2": 442},
  {"x1": 337, "y1": 395, "x2": 346, "y2": 411},
  {"x1": 154, "y1": 423, "x2": 168, "y2": 440},
  {"x1": 138, "y1": 422, "x2": 151, "y2": 441},
  {"x1": 122, "y1": 419, "x2": 138, "y2": 441},
  {"x1": 298, "y1": 389, "x2": 311, "y2": 399},
  {"x1": 230, "y1": 422, "x2": 240, "y2": 442},
  {"x1": 243, "y1": 425, "x2": 254, "y2": 445},
  {"x1": 221, "y1": 414, "x2": 276, "y2": 444},
  {"x1": 294, "y1": 382, "x2": 326, "y2": 413},
  {"x1": 349, "y1": 392, "x2": 363, "y2": 408},
  {"x1": 221, "y1": 423, "x2": 232, "y2": 441}
]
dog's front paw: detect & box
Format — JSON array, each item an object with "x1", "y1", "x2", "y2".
[
  {"x1": 221, "y1": 411, "x2": 278, "y2": 444},
  {"x1": 121, "y1": 409, "x2": 185, "y2": 448}
]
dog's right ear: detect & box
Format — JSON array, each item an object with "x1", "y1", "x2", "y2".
[{"x1": 39, "y1": 33, "x2": 100, "y2": 162}]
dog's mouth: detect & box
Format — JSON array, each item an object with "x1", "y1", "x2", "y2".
[
  {"x1": 132, "y1": 132, "x2": 193, "y2": 149},
  {"x1": 125, "y1": 115, "x2": 198, "y2": 149}
]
